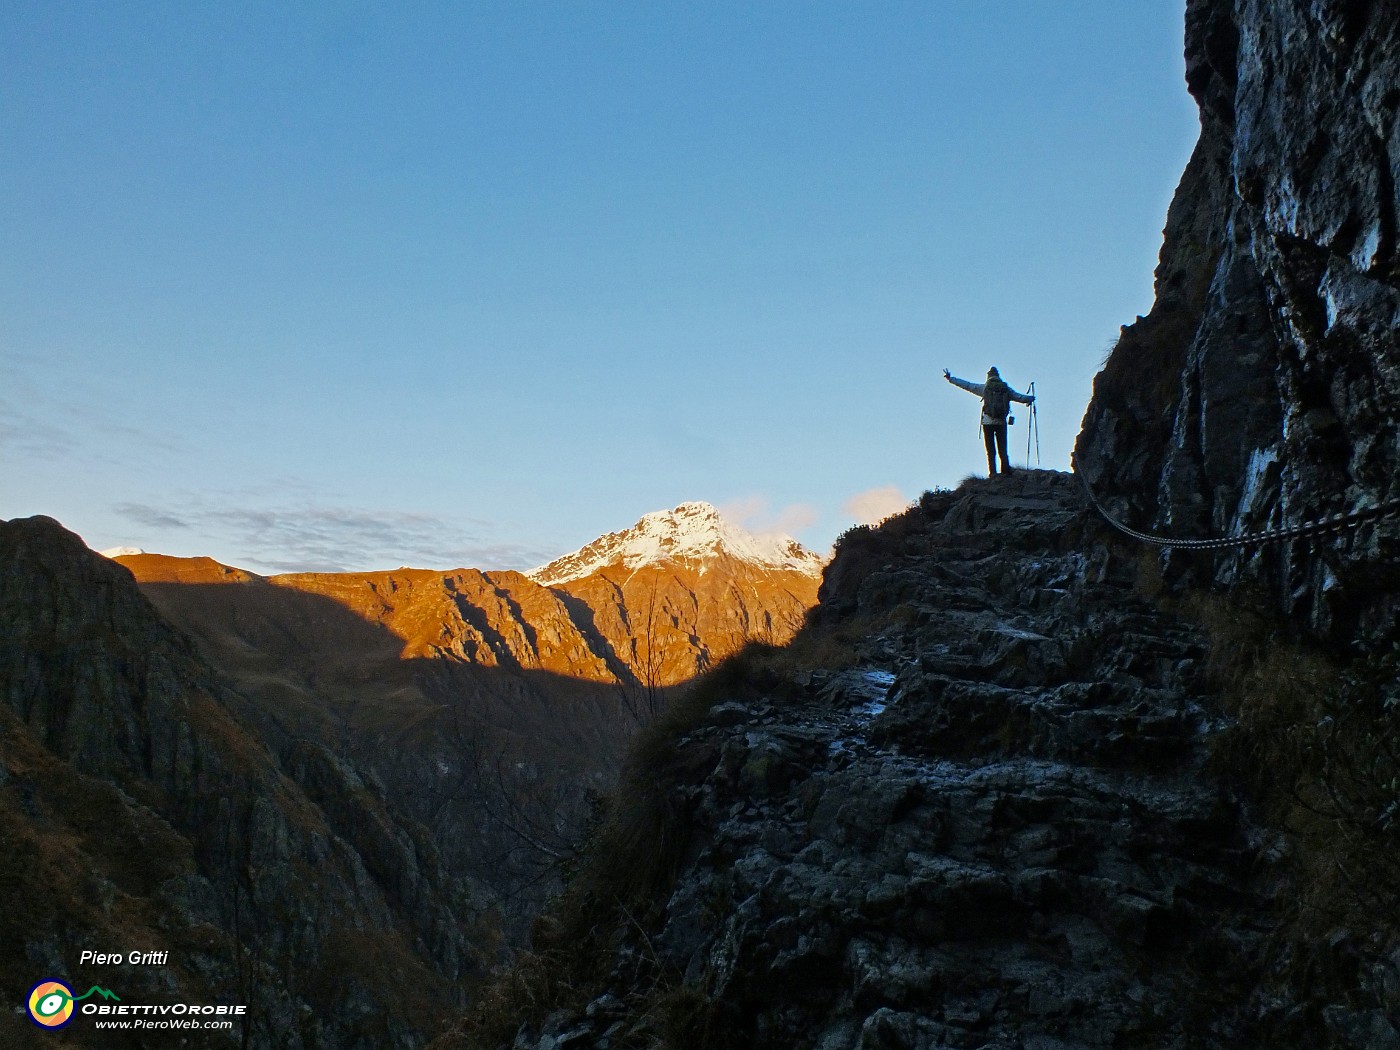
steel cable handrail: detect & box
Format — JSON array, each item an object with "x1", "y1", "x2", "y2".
[{"x1": 1071, "y1": 453, "x2": 1400, "y2": 550}]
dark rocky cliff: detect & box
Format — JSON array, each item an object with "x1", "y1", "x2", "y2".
[
  {"x1": 0, "y1": 517, "x2": 484, "y2": 1048},
  {"x1": 442, "y1": 474, "x2": 1399, "y2": 1050},
  {"x1": 1076, "y1": 0, "x2": 1400, "y2": 644}
]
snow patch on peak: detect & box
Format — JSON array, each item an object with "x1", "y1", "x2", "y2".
[
  {"x1": 527, "y1": 502, "x2": 826, "y2": 586},
  {"x1": 100, "y1": 546, "x2": 147, "y2": 559}
]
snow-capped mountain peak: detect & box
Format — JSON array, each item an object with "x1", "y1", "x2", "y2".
[{"x1": 527, "y1": 501, "x2": 826, "y2": 586}]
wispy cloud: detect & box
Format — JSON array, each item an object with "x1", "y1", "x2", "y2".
[
  {"x1": 113, "y1": 503, "x2": 192, "y2": 530},
  {"x1": 842, "y1": 486, "x2": 908, "y2": 525},
  {"x1": 0, "y1": 404, "x2": 75, "y2": 459},
  {"x1": 112, "y1": 500, "x2": 560, "y2": 574},
  {"x1": 0, "y1": 355, "x2": 184, "y2": 465},
  {"x1": 717, "y1": 495, "x2": 768, "y2": 526},
  {"x1": 769, "y1": 503, "x2": 820, "y2": 536},
  {"x1": 718, "y1": 496, "x2": 820, "y2": 539}
]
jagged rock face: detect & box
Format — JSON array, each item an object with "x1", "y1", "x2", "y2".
[
  {"x1": 496, "y1": 474, "x2": 1396, "y2": 1049},
  {"x1": 0, "y1": 517, "x2": 482, "y2": 1049},
  {"x1": 1077, "y1": 0, "x2": 1400, "y2": 643}
]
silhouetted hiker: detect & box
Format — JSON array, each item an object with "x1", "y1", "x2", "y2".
[{"x1": 944, "y1": 366, "x2": 1034, "y2": 476}]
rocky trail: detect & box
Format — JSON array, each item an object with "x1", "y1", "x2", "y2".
[{"x1": 501, "y1": 471, "x2": 1353, "y2": 1050}]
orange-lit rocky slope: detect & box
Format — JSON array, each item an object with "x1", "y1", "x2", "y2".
[
  {"x1": 120, "y1": 557, "x2": 619, "y2": 681},
  {"x1": 117, "y1": 501, "x2": 822, "y2": 693},
  {"x1": 531, "y1": 502, "x2": 825, "y2": 687},
  {"x1": 109, "y1": 504, "x2": 824, "y2": 937}
]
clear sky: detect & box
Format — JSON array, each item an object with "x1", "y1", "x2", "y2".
[{"x1": 2, "y1": 1, "x2": 1199, "y2": 574}]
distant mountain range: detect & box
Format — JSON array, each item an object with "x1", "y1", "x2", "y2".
[
  {"x1": 105, "y1": 502, "x2": 825, "y2": 932},
  {"x1": 112, "y1": 501, "x2": 825, "y2": 689}
]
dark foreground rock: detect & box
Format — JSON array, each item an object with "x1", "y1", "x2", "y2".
[
  {"x1": 0, "y1": 516, "x2": 483, "y2": 1049},
  {"x1": 471, "y1": 472, "x2": 1395, "y2": 1050}
]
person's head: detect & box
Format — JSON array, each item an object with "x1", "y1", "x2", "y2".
[{"x1": 987, "y1": 366, "x2": 1000, "y2": 379}]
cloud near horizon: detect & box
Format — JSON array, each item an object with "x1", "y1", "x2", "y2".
[
  {"x1": 718, "y1": 496, "x2": 820, "y2": 539},
  {"x1": 842, "y1": 486, "x2": 908, "y2": 525},
  {"x1": 112, "y1": 500, "x2": 560, "y2": 575}
]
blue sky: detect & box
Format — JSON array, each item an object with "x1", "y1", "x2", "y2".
[{"x1": 2, "y1": 1, "x2": 1198, "y2": 573}]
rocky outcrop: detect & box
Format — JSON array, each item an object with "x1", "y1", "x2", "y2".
[
  {"x1": 1077, "y1": 0, "x2": 1400, "y2": 644},
  {"x1": 0, "y1": 516, "x2": 483, "y2": 1049},
  {"x1": 461, "y1": 473, "x2": 1396, "y2": 1050}
]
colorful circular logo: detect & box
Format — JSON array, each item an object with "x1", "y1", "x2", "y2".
[{"x1": 27, "y1": 980, "x2": 76, "y2": 1029}]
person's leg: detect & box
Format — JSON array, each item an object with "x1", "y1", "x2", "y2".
[
  {"x1": 982, "y1": 425, "x2": 998, "y2": 475},
  {"x1": 995, "y1": 425, "x2": 1012, "y2": 473}
]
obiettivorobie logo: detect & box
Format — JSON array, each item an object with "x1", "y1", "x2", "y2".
[
  {"x1": 27, "y1": 980, "x2": 120, "y2": 1029},
  {"x1": 24, "y1": 976, "x2": 247, "y2": 1032}
]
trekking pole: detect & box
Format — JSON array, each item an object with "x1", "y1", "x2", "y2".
[
  {"x1": 1031, "y1": 382, "x2": 1041, "y2": 466},
  {"x1": 1025, "y1": 382, "x2": 1034, "y2": 466}
]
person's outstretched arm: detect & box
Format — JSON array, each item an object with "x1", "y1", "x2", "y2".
[
  {"x1": 1008, "y1": 384, "x2": 1035, "y2": 404},
  {"x1": 945, "y1": 371, "x2": 984, "y2": 396}
]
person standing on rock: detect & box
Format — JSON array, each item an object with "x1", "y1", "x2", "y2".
[{"x1": 943, "y1": 366, "x2": 1034, "y2": 476}]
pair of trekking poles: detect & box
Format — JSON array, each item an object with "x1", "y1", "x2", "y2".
[
  {"x1": 1021, "y1": 380, "x2": 1041, "y2": 467},
  {"x1": 979, "y1": 380, "x2": 1041, "y2": 468}
]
